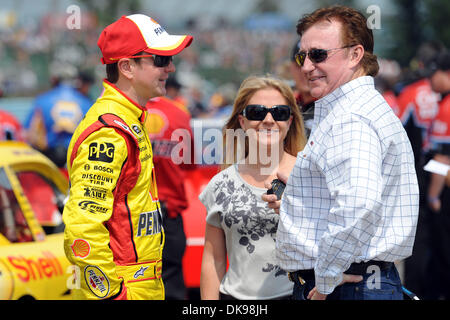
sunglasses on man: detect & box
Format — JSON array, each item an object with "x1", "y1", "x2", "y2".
[
  {"x1": 294, "y1": 45, "x2": 356, "y2": 67},
  {"x1": 129, "y1": 54, "x2": 173, "y2": 68},
  {"x1": 242, "y1": 104, "x2": 291, "y2": 121}
]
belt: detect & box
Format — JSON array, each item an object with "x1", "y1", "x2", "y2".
[
  {"x1": 115, "y1": 259, "x2": 162, "y2": 283},
  {"x1": 344, "y1": 260, "x2": 393, "y2": 275},
  {"x1": 288, "y1": 260, "x2": 394, "y2": 284}
]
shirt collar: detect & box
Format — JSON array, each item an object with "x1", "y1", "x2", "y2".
[
  {"x1": 313, "y1": 76, "x2": 374, "y2": 126},
  {"x1": 99, "y1": 80, "x2": 146, "y2": 123}
]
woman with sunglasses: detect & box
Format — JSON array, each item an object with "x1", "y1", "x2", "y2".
[{"x1": 199, "y1": 76, "x2": 307, "y2": 300}]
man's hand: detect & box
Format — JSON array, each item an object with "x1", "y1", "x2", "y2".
[
  {"x1": 307, "y1": 274, "x2": 363, "y2": 300},
  {"x1": 446, "y1": 169, "x2": 450, "y2": 187},
  {"x1": 261, "y1": 171, "x2": 289, "y2": 214}
]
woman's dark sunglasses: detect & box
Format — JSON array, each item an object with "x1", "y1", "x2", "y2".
[
  {"x1": 130, "y1": 54, "x2": 173, "y2": 67},
  {"x1": 242, "y1": 104, "x2": 291, "y2": 121},
  {"x1": 294, "y1": 45, "x2": 355, "y2": 67}
]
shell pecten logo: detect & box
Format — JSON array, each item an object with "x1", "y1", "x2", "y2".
[
  {"x1": 145, "y1": 110, "x2": 168, "y2": 137},
  {"x1": 71, "y1": 239, "x2": 91, "y2": 258}
]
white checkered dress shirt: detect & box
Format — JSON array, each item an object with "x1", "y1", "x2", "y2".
[{"x1": 276, "y1": 76, "x2": 419, "y2": 295}]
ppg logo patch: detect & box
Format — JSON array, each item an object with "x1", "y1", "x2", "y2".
[{"x1": 88, "y1": 142, "x2": 114, "y2": 163}]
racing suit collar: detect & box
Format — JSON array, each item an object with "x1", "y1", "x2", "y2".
[{"x1": 101, "y1": 80, "x2": 147, "y2": 123}]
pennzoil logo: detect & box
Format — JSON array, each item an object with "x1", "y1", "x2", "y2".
[
  {"x1": 71, "y1": 239, "x2": 91, "y2": 258},
  {"x1": 84, "y1": 266, "x2": 110, "y2": 298},
  {"x1": 136, "y1": 210, "x2": 162, "y2": 237},
  {"x1": 88, "y1": 142, "x2": 114, "y2": 163}
]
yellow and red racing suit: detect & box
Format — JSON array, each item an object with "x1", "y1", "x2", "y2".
[{"x1": 63, "y1": 80, "x2": 165, "y2": 299}]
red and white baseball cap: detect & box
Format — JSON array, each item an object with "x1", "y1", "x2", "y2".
[{"x1": 98, "y1": 14, "x2": 193, "y2": 64}]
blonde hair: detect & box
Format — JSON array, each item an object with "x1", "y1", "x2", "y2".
[{"x1": 221, "y1": 75, "x2": 307, "y2": 170}]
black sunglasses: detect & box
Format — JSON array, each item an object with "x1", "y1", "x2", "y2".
[
  {"x1": 294, "y1": 45, "x2": 355, "y2": 67},
  {"x1": 130, "y1": 54, "x2": 173, "y2": 67},
  {"x1": 242, "y1": 104, "x2": 291, "y2": 121}
]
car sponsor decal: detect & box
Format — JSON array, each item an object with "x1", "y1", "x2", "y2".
[
  {"x1": 71, "y1": 239, "x2": 91, "y2": 258},
  {"x1": 88, "y1": 142, "x2": 114, "y2": 163},
  {"x1": 84, "y1": 265, "x2": 110, "y2": 298},
  {"x1": 7, "y1": 251, "x2": 63, "y2": 282}
]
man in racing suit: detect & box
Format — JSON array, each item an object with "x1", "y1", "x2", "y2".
[{"x1": 63, "y1": 14, "x2": 193, "y2": 300}]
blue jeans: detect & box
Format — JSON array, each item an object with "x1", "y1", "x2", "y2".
[{"x1": 291, "y1": 263, "x2": 403, "y2": 300}]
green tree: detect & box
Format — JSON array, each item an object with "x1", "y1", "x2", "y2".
[
  {"x1": 384, "y1": 0, "x2": 450, "y2": 67},
  {"x1": 422, "y1": 0, "x2": 450, "y2": 47},
  {"x1": 386, "y1": 0, "x2": 424, "y2": 66},
  {"x1": 255, "y1": 0, "x2": 280, "y2": 13},
  {"x1": 79, "y1": 0, "x2": 142, "y2": 27}
]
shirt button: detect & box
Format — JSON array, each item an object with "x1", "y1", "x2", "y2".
[{"x1": 310, "y1": 141, "x2": 314, "y2": 146}]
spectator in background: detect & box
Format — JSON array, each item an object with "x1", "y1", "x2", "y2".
[
  {"x1": 206, "y1": 82, "x2": 237, "y2": 119},
  {"x1": 23, "y1": 69, "x2": 93, "y2": 168},
  {"x1": 187, "y1": 86, "x2": 208, "y2": 118},
  {"x1": 289, "y1": 39, "x2": 315, "y2": 137},
  {"x1": 74, "y1": 71, "x2": 95, "y2": 99},
  {"x1": 397, "y1": 42, "x2": 445, "y2": 300},
  {"x1": 375, "y1": 75, "x2": 400, "y2": 116},
  {"x1": 375, "y1": 58, "x2": 402, "y2": 117},
  {"x1": 145, "y1": 76, "x2": 196, "y2": 300},
  {"x1": 426, "y1": 50, "x2": 450, "y2": 299},
  {"x1": 165, "y1": 76, "x2": 189, "y2": 108},
  {"x1": 0, "y1": 110, "x2": 25, "y2": 142}
]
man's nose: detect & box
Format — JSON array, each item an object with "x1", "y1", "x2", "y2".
[
  {"x1": 301, "y1": 55, "x2": 315, "y2": 73},
  {"x1": 165, "y1": 60, "x2": 176, "y2": 73}
]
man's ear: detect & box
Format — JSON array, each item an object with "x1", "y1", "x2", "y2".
[
  {"x1": 349, "y1": 44, "x2": 364, "y2": 68},
  {"x1": 117, "y1": 58, "x2": 133, "y2": 80}
]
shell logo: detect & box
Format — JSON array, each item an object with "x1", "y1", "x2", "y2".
[
  {"x1": 145, "y1": 110, "x2": 168, "y2": 138},
  {"x1": 71, "y1": 239, "x2": 91, "y2": 258}
]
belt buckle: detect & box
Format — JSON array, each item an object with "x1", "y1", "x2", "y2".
[{"x1": 288, "y1": 272, "x2": 306, "y2": 285}]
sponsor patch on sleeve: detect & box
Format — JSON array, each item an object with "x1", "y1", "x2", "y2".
[
  {"x1": 84, "y1": 265, "x2": 110, "y2": 298},
  {"x1": 88, "y1": 142, "x2": 115, "y2": 163},
  {"x1": 71, "y1": 239, "x2": 91, "y2": 258}
]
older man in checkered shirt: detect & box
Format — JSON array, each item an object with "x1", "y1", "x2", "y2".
[{"x1": 264, "y1": 6, "x2": 419, "y2": 300}]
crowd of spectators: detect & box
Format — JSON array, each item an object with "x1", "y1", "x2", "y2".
[{"x1": 0, "y1": 12, "x2": 297, "y2": 119}]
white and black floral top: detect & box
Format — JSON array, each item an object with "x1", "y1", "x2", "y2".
[{"x1": 199, "y1": 164, "x2": 293, "y2": 299}]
